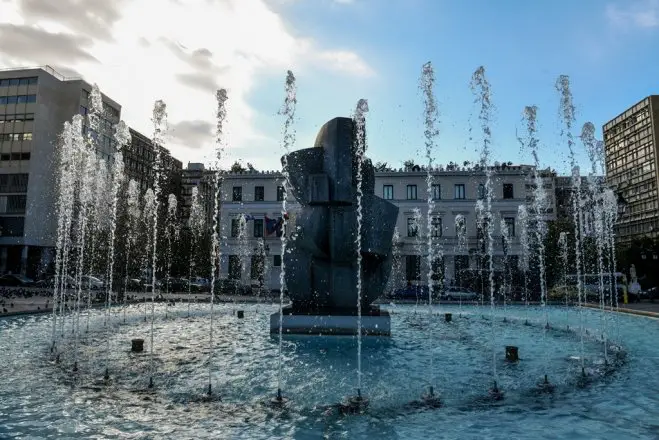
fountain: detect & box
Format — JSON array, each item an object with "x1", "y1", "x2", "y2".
[{"x1": 269, "y1": 116, "x2": 399, "y2": 336}]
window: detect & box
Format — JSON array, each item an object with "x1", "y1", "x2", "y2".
[
  {"x1": 231, "y1": 218, "x2": 240, "y2": 237},
  {"x1": 254, "y1": 186, "x2": 264, "y2": 201},
  {"x1": 504, "y1": 217, "x2": 515, "y2": 237},
  {"x1": 276, "y1": 186, "x2": 285, "y2": 201},
  {"x1": 20, "y1": 153, "x2": 31, "y2": 161},
  {"x1": 0, "y1": 216, "x2": 25, "y2": 237},
  {"x1": 454, "y1": 184, "x2": 466, "y2": 199},
  {"x1": 454, "y1": 255, "x2": 470, "y2": 285},
  {"x1": 503, "y1": 183, "x2": 514, "y2": 199},
  {"x1": 407, "y1": 218, "x2": 418, "y2": 237},
  {"x1": 406, "y1": 184, "x2": 417, "y2": 200},
  {"x1": 273, "y1": 255, "x2": 282, "y2": 267},
  {"x1": 406, "y1": 255, "x2": 421, "y2": 281},
  {"x1": 431, "y1": 216, "x2": 442, "y2": 237},
  {"x1": 21, "y1": 133, "x2": 32, "y2": 141},
  {"x1": 478, "y1": 184, "x2": 485, "y2": 199},
  {"x1": 6, "y1": 195, "x2": 26, "y2": 213},
  {"x1": 383, "y1": 185, "x2": 394, "y2": 200},
  {"x1": 6, "y1": 96, "x2": 17, "y2": 104},
  {"x1": 431, "y1": 257, "x2": 444, "y2": 281},
  {"x1": 9, "y1": 79, "x2": 19, "y2": 86},
  {"x1": 432, "y1": 184, "x2": 441, "y2": 200},
  {"x1": 232, "y1": 186, "x2": 242, "y2": 201},
  {"x1": 228, "y1": 255, "x2": 241, "y2": 280},
  {"x1": 254, "y1": 219, "x2": 264, "y2": 237},
  {"x1": 79, "y1": 106, "x2": 88, "y2": 116}
]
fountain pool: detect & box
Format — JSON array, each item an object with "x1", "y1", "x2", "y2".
[{"x1": 1, "y1": 304, "x2": 657, "y2": 439}]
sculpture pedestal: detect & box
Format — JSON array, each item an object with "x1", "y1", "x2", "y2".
[{"x1": 270, "y1": 306, "x2": 390, "y2": 336}]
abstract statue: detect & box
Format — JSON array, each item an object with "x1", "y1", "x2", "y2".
[{"x1": 282, "y1": 117, "x2": 399, "y2": 315}]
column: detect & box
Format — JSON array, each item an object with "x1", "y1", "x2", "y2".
[{"x1": 20, "y1": 245, "x2": 28, "y2": 276}]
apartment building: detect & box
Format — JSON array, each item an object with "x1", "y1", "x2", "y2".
[{"x1": 603, "y1": 95, "x2": 659, "y2": 245}]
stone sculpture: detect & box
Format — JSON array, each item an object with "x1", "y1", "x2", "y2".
[{"x1": 282, "y1": 117, "x2": 399, "y2": 314}]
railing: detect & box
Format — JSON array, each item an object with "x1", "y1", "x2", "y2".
[{"x1": 0, "y1": 65, "x2": 81, "y2": 82}]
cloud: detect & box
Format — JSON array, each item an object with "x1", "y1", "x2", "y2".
[
  {"x1": 0, "y1": 24, "x2": 98, "y2": 64},
  {"x1": 606, "y1": 0, "x2": 659, "y2": 29},
  {"x1": 0, "y1": 0, "x2": 373, "y2": 170},
  {"x1": 169, "y1": 120, "x2": 214, "y2": 148},
  {"x1": 17, "y1": 0, "x2": 126, "y2": 41}
]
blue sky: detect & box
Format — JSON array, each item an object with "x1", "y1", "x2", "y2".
[
  {"x1": 248, "y1": 0, "x2": 659, "y2": 174},
  {"x1": 1, "y1": 0, "x2": 657, "y2": 174}
]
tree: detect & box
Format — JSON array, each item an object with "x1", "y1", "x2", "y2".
[
  {"x1": 403, "y1": 159, "x2": 415, "y2": 170},
  {"x1": 374, "y1": 161, "x2": 389, "y2": 172},
  {"x1": 230, "y1": 161, "x2": 246, "y2": 173},
  {"x1": 247, "y1": 162, "x2": 257, "y2": 172}
]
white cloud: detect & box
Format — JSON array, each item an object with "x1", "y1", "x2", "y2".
[
  {"x1": 0, "y1": 0, "x2": 374, "y2": 169},
  {"x1": 606, "y1": 0, "x2": 659, "y2": 29}
]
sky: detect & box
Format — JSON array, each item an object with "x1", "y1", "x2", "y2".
[{"x1": 0, "y1": 0, "x2": 658, "y2": 174}]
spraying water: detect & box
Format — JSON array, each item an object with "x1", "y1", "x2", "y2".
[
  {"x1": 470, "y1": 66, "x2": 498, "y2": 389},
  {"x1": 276, "y1": 71, "x2": 296, "y2": 402},
  {"x1": 208, "y1": 88, "x2": 228, "y2": 397},
  {"x1": 165, "y1": 194, "x2": 179, "y2": 297},
  {"x1": 517, "y1": 205, "x2": 531, "y2": 322},
  {"x1": 188, "y1": 187, "x2": 205, "y2": 317},
  {"x1": 500, "y1": 216, "x2": 511, "y2": 317},
  {"x1": 148, "y1": 100, "x2": 168, "y2": 388},
  {"x1": 556, "y1": 75, "x2": 586, "y2": 373},
  {"x1": 455, "y1": 214, "x2": 467, "y2": 310},
  {"x1": 558, "y1": 231, "x2": 570, "y2": 327},
  {"x1": 411, "y1": 208, "x2": 424, "y2": 311},
  {"x1": 124, "y1": 180, "x2": 141, "y2": 322},
  {"x1": 420, "y1": 61, "x2": 440, "y2": 398},
  {"x1": 353, "y1": 98, "x2": 369, "y2": 398},
  {"x1": 142, "y1": 189, "x2": 156, "y2": 322},
  {"x1": 517, "y1": 106, "x2": 550, "y2": 330}
]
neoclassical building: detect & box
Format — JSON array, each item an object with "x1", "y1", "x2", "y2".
[{"x1": 214, "y1": 164, "x2": 556, "y2": 291}]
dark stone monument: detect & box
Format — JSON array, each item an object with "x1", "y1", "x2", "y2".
[
  {"x1": 131, "y1": 338, "x2": 144, "y2": 353},
  {"x1": 270, "y1": 117, "x2": 398, "y2": 336},
  {"x1": 505, "y1": 345, "x2": 519, "y2": 362}
]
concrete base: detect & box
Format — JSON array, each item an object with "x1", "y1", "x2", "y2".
[{"x1": 270, "y1": 306, "x2": 390, "y2": 336}]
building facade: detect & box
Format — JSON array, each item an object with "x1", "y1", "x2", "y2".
[
  {"x1": 0, "y1": 66, "x2": 121, "y2": 276},
  {"x1": 603, "y1": 95, "x2": 659, "y2": 245},
  {"x1": 214, "y1": 165, "x2": 557, "y2": 292}
]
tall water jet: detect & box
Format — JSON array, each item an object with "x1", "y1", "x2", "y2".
[
  {"x1": 51, "y1": 120, "x2": 78, "y2": 352},
  {"x1": 455, "y1": 214, "x2": 467, "y2": 309},
  {"x1": 148, "y1": 100, "x2": 168, "y2": 388},
  {"x1": 470, "y1": 66, "x2": 499, "y2": 396},
  {"x1": 208, "y1": 88, "x2": 228, "y2": 397},
  {"x1": 236, "y1": 215, "x2": 249, "y2": 293},
  {"x1": 141, "y1": 189, "x2": 156, "y2": 322},
  {"x1": 556, "y1": 75, "x2": 586, "y2": 375},
  {"x1": 517, "y1": 205, "x2": 530, "y2": 323},
  {"x1": 86, "y1": 158, "x2": 107, "y2": 332},
  {"x1": 353, "y1": 98, "x2": 369, "y2": 403},
  {"x1": 72, "y1": 115, "x2": 95, "y2": 373},
  {"x1": 411, "y1": 208, "x2": 424, "y2": 310},
  {"x1": 188, "y1": 186, "x2": 205, "y2": 317},
  {"x1": 103, "y1": 121, "x2": 129, "y2": 379},
  {"x1": 389, "y1": 227, "x2": 404, "y2": 295},
  {"x1": 500, "y1": 216, "x2": 511, "y2": 316},
  {"x1": 419, "y1": 61, "x2": 441, "y2": 403},
  {"x1": 165, "y1": 193, "x2": 179, "y2": 296},
  {"x1": 517, "y1": 106, "x2": 550, "y2": 327},
  {"x1": 559, "y1": 231, "x2": 570, "y2": 326},
  {"x1": 123, "y1": 180, "x2": 141, "y2": 322}
]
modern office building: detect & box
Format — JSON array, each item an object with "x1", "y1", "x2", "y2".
[
  {"x1": 603, "y1": 95, "x2": 659, "y2": 245},
  {"x1": 215, "y1": 164, "x2": 557, "y2": 291},
  {"x1": 180, "y1": 162, "x2": 214, "y2": 226},
  {"x1": 123, "y1": 128, "x2": 183, "y2": 201},
  {"x1": 0, "y1": 66, "x2": 122, "y2": 276}
]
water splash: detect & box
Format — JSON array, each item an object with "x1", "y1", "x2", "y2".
[
  {"x1": 500, "y1": 216, "x2": 511, "y2": 315},
  {"x1": 142, "y1": 189, "x2": 156, "y2": 322},
  {"x1": 558, "y1": 231, "x2": 570, "y2": 326},
  {"x1": 411, "y1": 207, "x2": 424, "y2": 311},
  {"x1": 165, "y1": 194, "x2": 179, "y2": 296},
  {"x1": 353, "y1": 98, "x2": 368, "y2": 397},
  {"x1": 149, "y1": 100, "x2": 168, "y2": 387},
  {"x1": 276, "y1": 70, "x2": 297, "y2": 401},
  {"x1": 556, "y1": 75, "x2": 586, "y2": 372},
  {"x1": 470, "y1": 66, "x2": 497, "y2": 386},
  {"x1": 208, "y1": 88, "x2": 228, "y2": 396}
]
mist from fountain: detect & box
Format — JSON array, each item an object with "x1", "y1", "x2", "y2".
[
  {"x1": 500, "y1": 216, "x2": 511, "y2": 316},
  {"x1": 558, "y1": 231, "x2": 570, "y2": 326},
  {"x1": 411, "y1": 207, "x2": 423, "y2": 311},
  {"x1": 141, "y1": 189, "x2": 155, "y2": 322},
  {"x1": 165, "y1": 194, "x2": 179, "y2": 297},
  {"x1": 517, "y1": 205, "x2": 530, "y2": 322},
  {"x1": 455, "y1": 213, "x2": 467, "y2": 311}
]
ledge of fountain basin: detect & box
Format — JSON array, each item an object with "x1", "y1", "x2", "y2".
[
  {"x1": 583, "y1": 302, "x2": 659, "y2": 319},
  {"x1": 270, "y1": 305, "x2": 391, "y2": 336}
]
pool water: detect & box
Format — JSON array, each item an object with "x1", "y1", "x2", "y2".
[{"x1": 0, "y1": 303, "x2": 657, "y2": 439}]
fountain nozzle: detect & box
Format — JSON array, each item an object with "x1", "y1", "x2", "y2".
[
  {"x1": 207, "y1": 383, "x2": 212, "y2": 396},
  {"x1": 104, "y1": 368, "x2": 109, "y2": 381},
  {"x1": 73, "y1": 362, "x2": 78, "y2": 373},
  {"x1": 148, "y1": 377, "x2": 154, "y2": 389}
]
